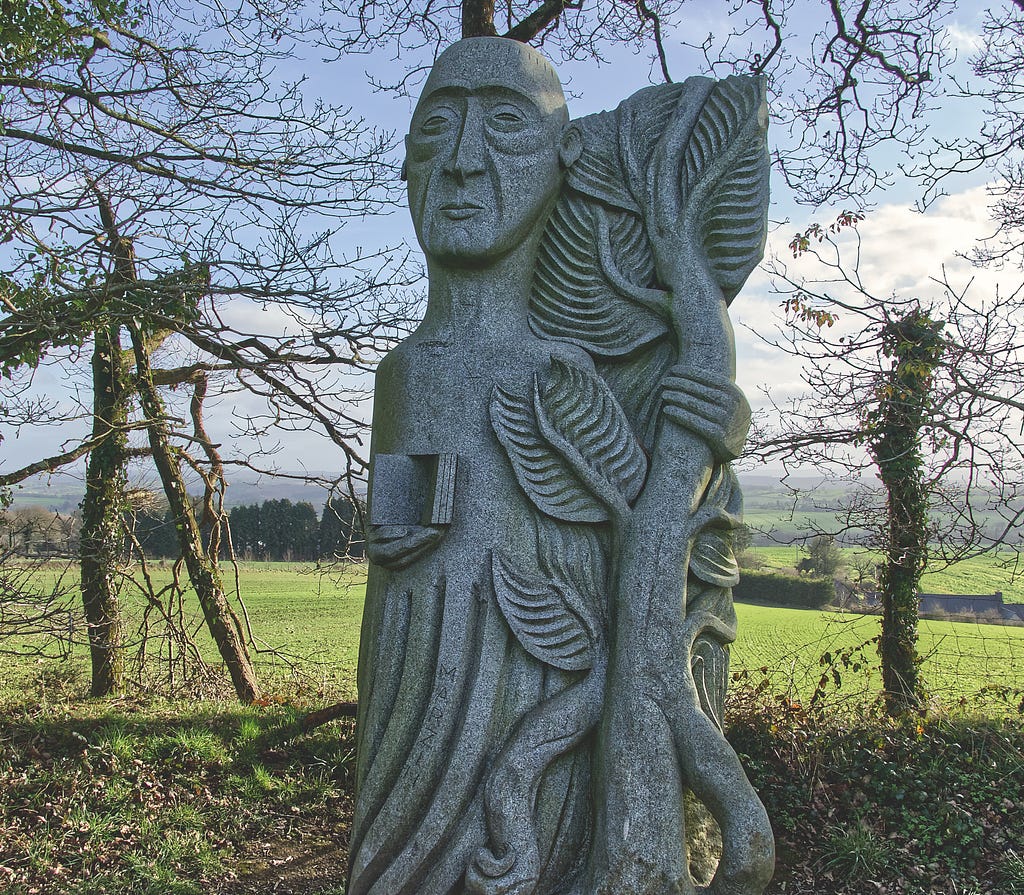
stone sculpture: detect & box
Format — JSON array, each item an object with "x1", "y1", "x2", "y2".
[{"x1": 349, "y1": 36, "x2": 774, "y2": 895}]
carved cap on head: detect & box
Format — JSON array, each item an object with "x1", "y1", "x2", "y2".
[{"x1": 417, "y1": 37, "x2": 567, "y2": 121}]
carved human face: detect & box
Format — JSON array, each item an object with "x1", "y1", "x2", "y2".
[{"x1": 406, "y1": 43, "x2": 567, "y2": 268}]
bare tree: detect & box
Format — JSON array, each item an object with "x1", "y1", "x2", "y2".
[
  {"x1": 0, "y1": 0, "x2": 412, "y2": 700},
  {"x1": 910, "y1": 0, "x2": 1024, "y2": 263},
  {"x1": 752, "y1": 213, "x2": 1024, "y2": 715}
]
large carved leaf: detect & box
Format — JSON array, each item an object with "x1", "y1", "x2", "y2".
[
  {"x1": 563, "y1": 108, "x2": 639, "y2": 214},
  {"x1": 492, "y1": 552, "x2": 595, "y2": 671},
  {"x1": 680, "y1": 75, "x2": 770, "y2": 304},
  {"x1": 618, "y1": 81, "x2": 692, "y2": 205},
  {"x1": 563, "y1": 83, "x2": 688, "y2": 215},
  {"x1": 491, "y1": 383, "x2": 607, "y2": 523},
  {"x1": 531, "y1": 195, "x2": 668, "y2": 358},
  {"x1": 534, "y1": 359, "x2": 648, "y2": 511},
  {"x1": 491, "y1": 360, "x2": 648, "y2": 523}
]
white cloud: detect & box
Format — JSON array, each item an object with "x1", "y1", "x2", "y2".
[
  {"x1": 944, "y1": 22, "x2": 983, "y2": 52},
  {"x1": 733, "y1": 184, "x2": 1021, "y2": 415}
]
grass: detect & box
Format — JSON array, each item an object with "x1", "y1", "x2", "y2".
[
  {"x1": 818, "y1": 821, "x2": 894, "y2": 879},
  {"x1": 2, "y1": 560, "x2": 367, "y2": 701},
  {"x1": 221, "y1": 562, "x2": 365, "y2": 696},
  {"x1": 730, "y1": 603, "x2": 1024, "y2": 709},
  {"x1": 0, "y1": 694, "x2": 355, "y2": 895},
  {"x1": 5, "y1": 553, "x2": 1022, "y2": 712}
]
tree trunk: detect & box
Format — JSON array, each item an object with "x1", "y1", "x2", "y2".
[
  {"x1": 871, "y1": 311, "x2": 943, "y2": 717},
  {"x1": 80, "y1": 325, "x2": 128, "y2": 697},
  {"x1": 877, "y1": 463, "x2": 926, "y2": 715},
  {"x1": 128, "y1": 325, "x2": 261, "y2": 703},
  {"x1": 462, "y1": 0, "x2": 497, "y2": 37}
]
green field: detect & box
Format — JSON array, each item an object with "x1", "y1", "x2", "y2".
[
  {"x1": 226, "y1": 562, "x2": 366, "y2": 696},
  {"x1": 743, "y1": 545, "x2": 1024, "y2": 603},
  {"x1": 1, "y1": 562, "x2": 367, "y2": 701},
  {"x1": 5, "y1": 555, "x2": 1022, "y2": 714},
  {"x1": 731, "y1": 603, "x2": 1024, "y2": 708}
]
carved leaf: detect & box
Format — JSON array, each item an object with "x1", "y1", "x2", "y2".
[
  {"x1": 691, "y1": 634, "x2": 729, "y2": 731},
  {"x1": 680, "y1": 76, "x2": 770, "y2": 304},
  {"x1": 534, "y1": 359, "x2": 648, "y2": 510},
  {"x1": 690, "y1": 528, "x2": 740, "y2": 588},
  {"x1": 491, "y1": 383, "x2": 608, "y2": 523},
  {"x1": 536, "y1": 516, "x2": 607, "y2": 630},
  {"x1": 531, "y1": 196, "x2": 668, "y2": 358},
  {"x1": 563, "y1": 109, "x2": 639, "y2": 214},
  {"x1": 492, "y1": 552, "x2": 594, "y2": 671},
  {"x1": 618, "y1": 81, "x2": 690, "y2": 203}
]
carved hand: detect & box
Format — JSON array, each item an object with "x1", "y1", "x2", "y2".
[
  {"x1": 660, "y1": 366, "x2": 751, "y2": 463},
  {"x1": 365, "y1": 524, "x2": 446, "y2": 570}
]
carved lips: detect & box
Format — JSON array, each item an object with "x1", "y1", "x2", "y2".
[{"x1": 440, "y1": 201, "x2": 484, "y2": 220}]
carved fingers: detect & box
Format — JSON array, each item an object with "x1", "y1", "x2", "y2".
[
  {"x1": 660, "y1": 367, "x2": 750, "y2": 462},
  {"x1": 365, "y1": 524, "x2": 445, "y2": 570}
]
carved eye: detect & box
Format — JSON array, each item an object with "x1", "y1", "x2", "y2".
[
  {"x1": 419, "y1": 108, "x2": 456, "y2": 136},
  {"x1": 489, "y1": 106, "x2": 527, "y2": 132}
]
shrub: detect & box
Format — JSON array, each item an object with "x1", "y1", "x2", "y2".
[
  {"x1": 798, "y1": 534, "x2": 844, "y2": 577},
  {"x1": 734, "y1": 569, "x2": 834, "y2": 609}
]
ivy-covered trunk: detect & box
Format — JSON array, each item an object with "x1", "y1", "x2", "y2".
[
  {"x1": 80, "y1": 324, "x2": 128, "y2": 697},
  {"x1": 128, "y1": 325, "x2": 260, "y2": 704},
  {"x1": 869, "y1": 310, "x2": 944, "y2": 717},
  {"x1": 876, "y1": 458, "x2": 927, "y2": 715}
]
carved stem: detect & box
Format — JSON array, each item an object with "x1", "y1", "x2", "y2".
[
  {"x1": 467, "y1": 652, "x2": 606, "y2": 895},
  {"x1": 589, "y1": 251, "x2": 773, "y2": 893},
  {"x1": 590, "y1": 430, "x2": 710, "y2": 894}
]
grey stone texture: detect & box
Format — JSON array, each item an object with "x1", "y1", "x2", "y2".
[{"x1": 349, "y1": 37, "x2": 774, "y2": 895}]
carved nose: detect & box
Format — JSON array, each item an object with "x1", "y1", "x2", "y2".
[{"x1": 444, "y1": 110, "x2": 485, "y2": 182}]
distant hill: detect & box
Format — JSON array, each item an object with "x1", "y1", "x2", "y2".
[
  {"x1": 5, "y1": 470, "x2": 342, "y2": 513},
  {"x1": 7, "y1": 470, "x2": 1017, "y2": 548}
]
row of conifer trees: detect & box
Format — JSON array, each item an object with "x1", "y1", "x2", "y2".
[{"x1": 134, "y1": 496, "x2": 365, "y2": 562}]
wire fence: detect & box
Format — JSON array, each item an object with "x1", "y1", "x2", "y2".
[{"x1": 729, "y1": 604, "x2": 1024, "y2": 716}]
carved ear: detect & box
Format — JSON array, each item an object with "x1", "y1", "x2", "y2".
[
  {"x1": 559, "y1": 126, "x2": 583, "y2": 169},
  {"x1": 400, "y1": 158, "x2": 408, "y2": 181}
]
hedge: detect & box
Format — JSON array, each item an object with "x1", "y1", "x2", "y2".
[{"x1": 733, "y1": 569, "x2": 834, "y2": 609}]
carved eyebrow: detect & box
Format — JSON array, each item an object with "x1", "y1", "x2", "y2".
[
  {"x1": 419, "y1": 86, "x2": 471, "y2": 102},
  {"x1": 475, "y1": 86, "x2": 542, "y2": 111},
  {"x1": 418, "y1": 85, "x2": 542, "y2": 114}
]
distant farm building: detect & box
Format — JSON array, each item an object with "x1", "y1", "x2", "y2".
[{"x1": 864, "y1": 591, "x2": 1024, "y2": 625}]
